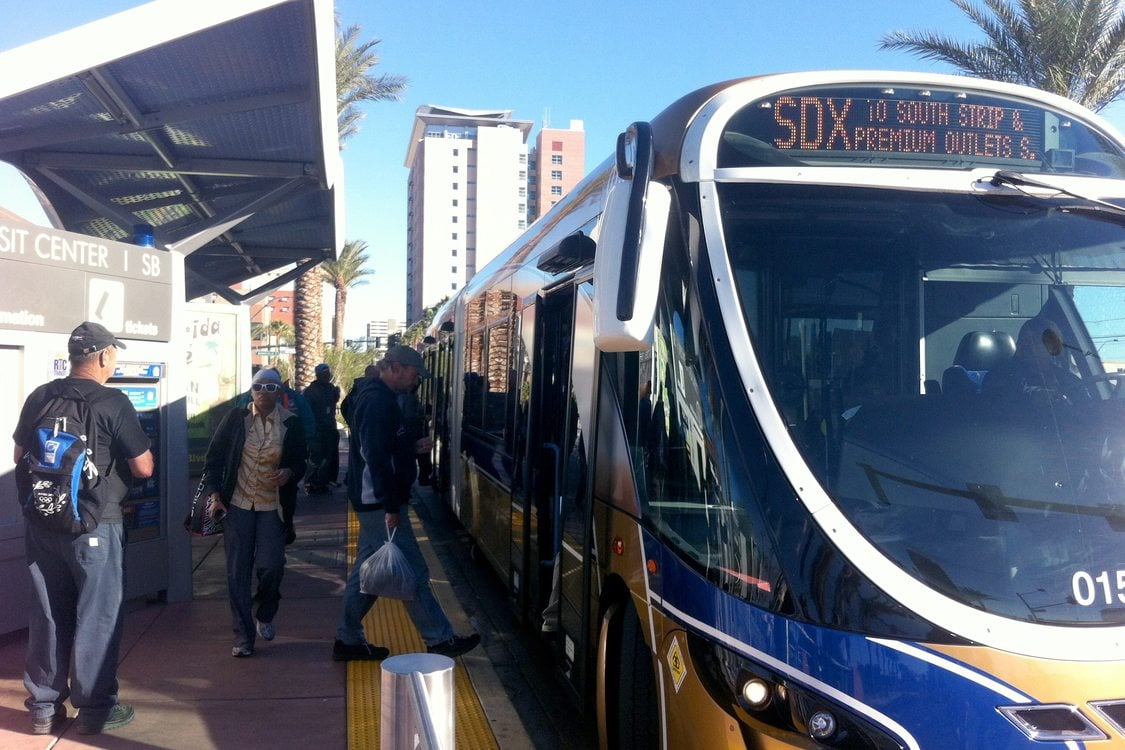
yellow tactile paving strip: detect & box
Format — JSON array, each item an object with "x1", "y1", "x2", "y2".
[{"x1": 344, "y1": 507, "x2": 499, "y2": 750}]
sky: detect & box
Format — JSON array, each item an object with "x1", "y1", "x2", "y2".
[{"x1": 3, "y1": 0, "x2": 1125, "y2": 339}]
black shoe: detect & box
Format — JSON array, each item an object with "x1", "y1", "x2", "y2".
[
  {"x1": 427, "y1": 633, "x2": 480, "y2": 658},
  {"x1": 77, "y1": 703, "x2": 134, "y2": 734},
  {"x1": 332, "y1": 638, "x2": 389, "y2": 662},
  {"x1": 30, "y1": 706, "x2": 67, "y2": 735}
]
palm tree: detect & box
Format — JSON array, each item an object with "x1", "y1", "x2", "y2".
[
  {"x1": 402, "y1": 298, "x2": 448, "y2": 347},
  {"x1": 336, "y1": 21, "x2": 408, "y2": 145},
  {"x1": 292, "y1": 17, "x2": 406, "y2": 388},
  {"x1": 880, "y1": 0, "x2": 1125, "y2": 111},
  {"x1": 322, "y1": 239, "x2": 374, "y2": 348}
]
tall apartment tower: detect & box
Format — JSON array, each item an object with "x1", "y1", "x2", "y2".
[
  {"x1": 528, "y1": 120, "x2": 585, "y2": 220},
  {"x1": 405, "y1": 106, "x2": 533, "y2": 323}
]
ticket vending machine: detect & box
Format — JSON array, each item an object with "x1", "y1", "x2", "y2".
[{"x1": 107, "y1": 359, "x2": 186, "y2": 600}]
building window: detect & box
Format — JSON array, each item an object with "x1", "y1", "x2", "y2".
[
  {"x1": 453, "y1": 165, "x2": 459, "y2": 173},
  {"x1": 452, "y1": 216, "x2": 459, "y2": 223},
  {"x1": 453, "y1": 182, "x2": 459, "y2": 190},
  {"x1": 453, "y1": 148, "x2": 459, "y2": 156},
  {"x1": 551, "y1": 170, "x2": 562, "y2": 180},
  {"x1": 452, "y1": 283, "x2": 458, "y2": 290},
  {"x1": 452, "y1": 199, "x2": 458, "y2": 206},
  {"x1": 551, "y1": 154, "x2": 563, "y2": 165},
  {"x1": 452, "y1": 266, "x2": 458, "y2": 273},
  {"x1": 518, "y1": 220, "x2": 526, "y2": 229},
  {"x1": 518, "y1": 203, "x2": 526, "y2": 213},
  {"x1": 552, "y1": 140, "x2": 563, "y2": 151},
  {"x1": 452, "y1": 232, "x2": 458, "y2": 240},
  {"x1": 518, "y1": 186, "x2": 527, "y2": 197},
  {"x1": 518, "y1": 171, "x2": 526, "y2": 180},
  {"x1": 452, "y1": 249, "x2": 458, "y2": 256},
  {"x1": 551, "y1": 186, "x2": 562, "y2": 196}
]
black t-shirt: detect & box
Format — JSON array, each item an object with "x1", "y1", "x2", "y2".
[{"x1": 13, "y1": 377, "x2": 151, "y2": 523}]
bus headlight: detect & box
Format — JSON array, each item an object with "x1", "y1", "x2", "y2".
[{"x1": 690, "y1": 632, "x2": 906, "y2": 750}]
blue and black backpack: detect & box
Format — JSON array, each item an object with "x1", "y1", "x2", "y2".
[{"x1": 17, "y1": 382, "x2": 103, "y2": 534}]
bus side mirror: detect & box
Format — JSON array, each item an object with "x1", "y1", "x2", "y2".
[{"x1": 594, "y1": 122, "x2": 669, "y2": 352}]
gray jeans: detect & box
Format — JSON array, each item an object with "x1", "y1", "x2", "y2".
[
  {"x1": 24, "y1": 521, "x2": 126, "y2": 719},
  {"x1": 223, "y1": 505, "x2": 286, "y2": 649}
]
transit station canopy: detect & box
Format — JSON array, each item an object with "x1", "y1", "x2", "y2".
[{"x1": 0, "y1": 0, "x2": 341, "y2": 303}]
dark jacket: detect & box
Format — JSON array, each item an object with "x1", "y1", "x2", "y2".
[
  {"x1": 202, "y1": 405, "x2": 307, "y2": 508},
  {"x1": 303, "y1": 379, "x2": 341, "y2": 433},
  {"x1": 346, "y1": 377, "x2": 416, "y2": 514}
]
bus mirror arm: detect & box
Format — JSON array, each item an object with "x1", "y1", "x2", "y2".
[{"x1": 594, "y1": 123, "x2": 671, "y2": 353}]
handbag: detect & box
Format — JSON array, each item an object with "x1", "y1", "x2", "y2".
[
  {"x1": 183, "y1": 475, "x2": 225, "y2": 537},
  {"x1": 359, "y1": 524, "x2": 416, "y2": 599}
]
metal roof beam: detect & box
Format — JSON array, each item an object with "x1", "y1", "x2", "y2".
[
  {"x1": 19, "y1": 151, "x2": 313, "y2": 179},
  {"x1": 34, "y1": 167, "x2": 136, "y2": 233},
  {"x1": 0, "y1": 88, "x2": 311, "y2": 155},
  {"x1": 166, "y1": 178, "x2": 312, "y2": 255}
]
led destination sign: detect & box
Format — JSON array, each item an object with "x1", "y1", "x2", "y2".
[
  {"x1": 721, "y1": 85, "x2": 1124, "y2": 173},
  {"x1": 771, "y1": 94, "x2": 1042, "y2": 160}
]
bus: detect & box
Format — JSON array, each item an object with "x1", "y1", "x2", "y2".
[{"x1": 420, "y1": 71, "x2": 1125, "y2": 749}]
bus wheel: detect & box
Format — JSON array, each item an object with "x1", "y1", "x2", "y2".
[{"x1": 598, "y1": 600, "x2": 659, "y2": 749}]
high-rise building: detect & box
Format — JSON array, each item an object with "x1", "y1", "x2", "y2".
[
  {"x1": 405, "y1": 106, "x2": 533, "y2": 322},
  {"x1": 529, "y1": 120, "x2": 585, "y2": 220},
  {"x1": 363, "y1": 318, "x2": 403, "y2": 351}
]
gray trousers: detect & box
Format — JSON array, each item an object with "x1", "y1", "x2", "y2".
[
  {"x1": 223, "y1": 505, "x2": 286, "y2": 649},
  {"x1": 24, "y1": 521, "x2": 125, "y2": 720}
]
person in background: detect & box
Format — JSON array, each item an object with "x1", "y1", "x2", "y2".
[
  {"x1": 203, "y1": 368, "x2": 307, "y2": 658},
  {"x1": 303, "y1": 363, "x2": 341, "y2": 494},
  {"x1": 13, "y1": 322, "x2": 154, "y2": 735},
  {"x1": 340, "y1": 363, "x2": 380, "y2": 426},
  {"x1": 332, "y1": 346, "x2": 479, "y2": 661}
]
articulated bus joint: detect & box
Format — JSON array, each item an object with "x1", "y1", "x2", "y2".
[{"x1": 687, "y1": 631, "x2": 906, "y2": 750}]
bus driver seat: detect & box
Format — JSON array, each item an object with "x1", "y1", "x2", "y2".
[{"x1": 942, "y1": 331, "x2": 1017, "y2": 398}]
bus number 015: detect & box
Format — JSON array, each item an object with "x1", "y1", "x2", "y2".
[{"x1": 1071, "y1": 570, "x2": 1125, "y2": 606}]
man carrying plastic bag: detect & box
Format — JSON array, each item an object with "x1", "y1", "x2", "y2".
[{"x1": 332, "y1": 346, "x2": 480, "y2": 662}]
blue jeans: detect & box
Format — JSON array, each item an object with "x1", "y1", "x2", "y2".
[
  {"x1": 24, "y1": 521, "x2": 125, "y2": 720},
  {"x1": 223, "y1": 506, "x2": 286, "y2": 649},
  {"x1": 336, "y1": 507, "x2": 453, "y2": 647}
]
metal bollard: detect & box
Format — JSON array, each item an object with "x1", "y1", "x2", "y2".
[{"x1": 380, "y1": 653, "x2": 455, "y2": 749}]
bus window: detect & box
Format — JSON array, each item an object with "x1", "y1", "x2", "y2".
[{"x1": 631, "y1": 243, "x2": 780, "y2": 606}]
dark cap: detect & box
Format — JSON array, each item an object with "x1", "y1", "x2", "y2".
[
  {"x1": 315, "y1": 363, "x2": 331, "y2": 376},
  {"x1": 383, "y1": 344, "x2": 431, "y2": 378},
  {"x1": 68, "y1": 321, "x2": 127, "y2": 356}
]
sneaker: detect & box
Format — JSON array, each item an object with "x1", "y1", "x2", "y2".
[
  {"x1": 332, "y1": 638, "x2": 389, "y2": 662},
  {"x1": 77, "y1": 703, "x2": 134, "y2": 734},
  {"x1": 427, "y1": 633, "x2": 481, "y2": 658},
  {"x1": 30, "y1": 706, "x2": 66, "y2": 735},
  {"x1": 231, "y1": 645, "x2": 253, "y2": 658},
  {"x1": 256, "y1": 618, "x2": 275, "y2": 641}
]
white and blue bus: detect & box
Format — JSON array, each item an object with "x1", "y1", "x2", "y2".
[{"x1": 422, "y1": 71, "x2": 1125, "y2": 749}]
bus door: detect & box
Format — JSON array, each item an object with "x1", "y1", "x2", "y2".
[{"x1": 531, "y1": 283, "x2": 595, "y2": 694}]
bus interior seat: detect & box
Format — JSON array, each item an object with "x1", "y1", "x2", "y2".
[{"x1": 941, "y1": 331, "x2": 1016, "y2": 397}]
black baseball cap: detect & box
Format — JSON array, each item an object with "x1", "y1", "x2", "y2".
[
  {"x1": 383, "y1": 344, "x2": 431, "y2": 378},
  {"x1": 68, "y1": 321, "x2": 127, "y2": 356}
]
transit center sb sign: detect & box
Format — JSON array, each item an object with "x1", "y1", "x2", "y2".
[{"x1": 0, "y1": 218, "x2": 172, "y2": 341}]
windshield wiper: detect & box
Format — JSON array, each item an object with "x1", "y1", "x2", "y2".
[{"x1": 990, "y1": 170, "x2": 1125, "y2": 222}]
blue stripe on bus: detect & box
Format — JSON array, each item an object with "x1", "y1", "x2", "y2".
[{"x1": 640, "y1": 528, "x2": 1085, "y2": 750}]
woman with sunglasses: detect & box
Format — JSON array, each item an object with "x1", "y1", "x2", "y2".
[{"x1": 201, "y1": 367, "x2": 307, "y2": 657}]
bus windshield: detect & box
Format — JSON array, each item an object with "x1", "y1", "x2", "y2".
[
  {"x1": 721, "y1": 182, "x2": 1125, "y2": 625},
  {"x1": 718, "y1": 83, "x2": 1125, "y2": 177}
]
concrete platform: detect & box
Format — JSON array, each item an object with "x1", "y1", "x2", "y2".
[{"x1": 0, "y1": 441, "x2": 595, "y2": 749}]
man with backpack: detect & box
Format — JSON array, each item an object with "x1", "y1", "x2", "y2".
[{"x1": 12, "y1": 321, "x2": 154, "y2": 736}]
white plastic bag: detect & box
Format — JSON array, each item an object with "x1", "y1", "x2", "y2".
[{"x1": 359, "y1": 526, "x2": 417, "y2": 599}]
